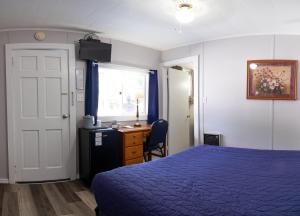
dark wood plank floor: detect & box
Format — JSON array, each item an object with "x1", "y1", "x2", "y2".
[{"x1": 0, "y1": 180, "x2": 97, "y2": 216}]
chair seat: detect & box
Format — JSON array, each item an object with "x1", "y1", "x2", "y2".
[
  {"x1": 143, "y1": 119, "x2": 168, "y2": 162},
  {"x1": 144, "y1": 141, "x2": 163, "y2": 152}
]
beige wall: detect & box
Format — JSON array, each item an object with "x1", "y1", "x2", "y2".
[{"x1": 0, "y1": 29, "x2": 161, "y2": 180}]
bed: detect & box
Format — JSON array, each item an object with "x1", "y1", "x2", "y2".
[{"x1": 91, "y1": 145, "x2": 300, "y2": 216}]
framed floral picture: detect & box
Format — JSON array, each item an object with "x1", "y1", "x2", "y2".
[{"x1": 247, "y1": 60, "x2": 297, "y2": 100}]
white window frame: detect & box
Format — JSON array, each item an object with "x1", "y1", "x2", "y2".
[{"x1": 98, "y1": 63, "x2": 149, "y2": 122}]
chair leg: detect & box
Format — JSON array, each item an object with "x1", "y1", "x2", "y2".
[
  {"x1": 159, "y1": 148, "x2": 164, "y2": 157},
  {"x1": 148, "y1": 151, "x2": 152, "y2": 161},
  {"x1": 163, "y1": 142, "x2": 166, "y2": 157}
]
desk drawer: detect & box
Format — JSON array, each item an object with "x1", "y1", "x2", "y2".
[
  {"x1": 124, "y1": 132, "x2": 143, "y2": 147},
  {"x1": 124, "y1": 145, "x2": 143, "y2": 160},
  {"x1": 124, "y1": 157, "x2": 143, "y2": 165}
]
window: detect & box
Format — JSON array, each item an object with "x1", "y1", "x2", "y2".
[{"x1": 98, "y1": 65, "x2": 149, "y2": 121}]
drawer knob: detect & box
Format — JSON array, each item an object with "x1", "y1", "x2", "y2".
[{"x1": 132, "y1": 151, "x2": 137, "y2": 154}]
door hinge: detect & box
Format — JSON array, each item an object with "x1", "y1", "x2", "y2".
[{"x1": 11, "y1": 56, "x2": 14, "y2": 65}]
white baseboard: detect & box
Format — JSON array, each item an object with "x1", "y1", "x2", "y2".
[{"x1": 0, "y1": 178, "x2": 9, "y2": 184}]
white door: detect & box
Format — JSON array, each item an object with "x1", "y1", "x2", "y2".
[
  {"x1": 168, "y1": 68, "x2": 191, "y2": 154},
  {"x1": 11, "y1": 50, "x2": 70, "y2": 182}
]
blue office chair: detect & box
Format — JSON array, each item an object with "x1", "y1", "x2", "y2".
[{"x1": 144, "y1": 119, "x2": 168, "y2": 162}]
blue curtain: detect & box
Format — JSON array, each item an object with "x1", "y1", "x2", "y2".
[
  {"x1": 147, "y1": 70, "x2": 159, "y2": 124},
  {"x1": 85, "y1": 60, "x2": 99, "y2": 125}
]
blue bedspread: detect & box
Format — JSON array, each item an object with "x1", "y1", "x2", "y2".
[{"x1": 91, "y1": 145, "x2": 300, "y2": 216}]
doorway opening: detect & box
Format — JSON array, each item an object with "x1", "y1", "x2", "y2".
[{"x1": 161, "y1": 56, "x2": 200, "y2": 156}]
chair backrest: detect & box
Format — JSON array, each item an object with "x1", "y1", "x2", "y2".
[{"x1": 146, "y1": 119, "x2": 168, "y2": 150}]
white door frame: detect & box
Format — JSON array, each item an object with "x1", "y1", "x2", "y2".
[
  {"x1": 6, "y1": 43, "x2": 77, "y2": 183},
  {"x1": 160, "y1": 56, "x2": 203, "y2": 145}
]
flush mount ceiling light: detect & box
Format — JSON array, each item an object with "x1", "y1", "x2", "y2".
[{"x1": 176, "y1": 2, "x2": 195, "y2": 24}]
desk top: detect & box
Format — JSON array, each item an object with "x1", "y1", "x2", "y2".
[{"x1": 118, "y1": 125, "x2": 151, "y2": 133}]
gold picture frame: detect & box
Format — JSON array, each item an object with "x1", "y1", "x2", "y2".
[{"x1": 247, "y1": 60, "x2": 297, "y2": 100}]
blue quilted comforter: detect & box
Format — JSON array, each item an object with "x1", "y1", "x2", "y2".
[{"x1": 91, "y1": 145, "x2": 300, "y2": 216}]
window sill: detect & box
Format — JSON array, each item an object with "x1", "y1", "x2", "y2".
[{"x1": 99, "y1": 115, "x2": 147, "y2": 123}]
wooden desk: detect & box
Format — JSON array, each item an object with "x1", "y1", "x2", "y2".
[{"x1": 118, "y1": 125, "x2": 151, "y2": 166}]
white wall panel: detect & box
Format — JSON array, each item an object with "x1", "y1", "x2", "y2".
[
  {"x1": 111, "y1": 39, "x2": 160, "y2": 69},
  {"x1": 161, "y1": 35, "x2": 300, "y2": 150},
  {"x1": 161, "y1": 45, "x2": 191, "y2": 62},
  {"x1": 8, "y1": 30, "x2": 68, "y2": 43},
  {"x1": 139, "y1": 34, "x2": 300, "y2": 151},
  {"x1": 273, "y1": 35, "x2": 300, "y2": 150},
  {"x1": 203, "y1": 36, "x2": 274, "y2": 149}
]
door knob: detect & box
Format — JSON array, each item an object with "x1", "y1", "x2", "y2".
[{"x1": 62, "y1": 114, "x2": 69, "y2": 119}]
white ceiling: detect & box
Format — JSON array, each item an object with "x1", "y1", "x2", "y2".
[{"x1": 2, "y1": 0, "x2": 300, "y2": 50}]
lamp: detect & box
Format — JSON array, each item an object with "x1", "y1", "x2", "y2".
[
  {"x1": 176, "y1": 2, "x2": 194, "y2": 24},
  {"x1": 134, "y1": 97, "x2": 142, "y2": 127}
]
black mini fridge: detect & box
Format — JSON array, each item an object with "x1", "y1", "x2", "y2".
[{"x1": 79, "y1": 128, "x2": 122, "y2": 185}]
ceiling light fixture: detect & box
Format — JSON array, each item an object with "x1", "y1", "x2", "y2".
[{"x1": 176, "y1": 2, "x2": 194, "y2": 24}]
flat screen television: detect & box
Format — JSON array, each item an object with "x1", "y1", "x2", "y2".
[{"x1": 79, "y1": 39, "x2": 112, "y2": 62}]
